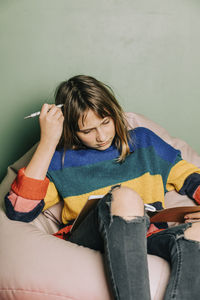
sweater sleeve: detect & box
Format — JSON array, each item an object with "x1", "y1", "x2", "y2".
[
  {"x1": 5, "y1": 167, "x2": 60, "y2": 222},
  {"x1": 166, "y1": 156, "x2": 200, "y2": 204}
]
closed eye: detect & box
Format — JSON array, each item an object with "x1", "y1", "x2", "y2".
[
  {"x1": 79, "y1": 117, "x2": 110, "y2": 134},
  {"x1": 82, "y1": 130, "x2": 91, "y2": 134},
  {"x1": 102, "y1": 118, "x2": 110, "y2": 125}
]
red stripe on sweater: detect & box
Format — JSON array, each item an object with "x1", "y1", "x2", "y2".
[
  {"x1": 11, "y1": 167, "x2": 49, "y2": 200},
  {"x1": 53, "y1": 225, "x2": 72, "y2": 240},
  {"x1": 146, "y1": 228, "x2": 165, "y2": 238}
]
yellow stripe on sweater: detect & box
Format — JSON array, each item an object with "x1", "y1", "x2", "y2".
[
  {"x1": 43, "y1": 181, "x2": 61, "y2": 211},
  {"x1": 61, "y1": 173, "x2": 164, "y2": 224},
  {"x1": 166, "y1": 160, "x2": 200, "y2": 192}
]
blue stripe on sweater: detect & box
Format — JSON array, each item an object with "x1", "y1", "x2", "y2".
[
  {"x1": 132, "y1": 127, "x2": 180, "y2": 163},
  {"x1": 48, "y1": 127, "x2": 180, "y2": 171}
]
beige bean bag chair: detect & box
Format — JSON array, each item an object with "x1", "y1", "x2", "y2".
[{"x1": 0, "y1": 112, "x2": 200, "y2": 300}]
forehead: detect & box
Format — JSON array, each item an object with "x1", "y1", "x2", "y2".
[{"x1": 78, "y1": 109, "x2": 105, "y2": 130}]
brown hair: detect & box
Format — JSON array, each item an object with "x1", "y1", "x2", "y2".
[{"x1": 55, "y1": 75, "x2": 130, "y2": 162}]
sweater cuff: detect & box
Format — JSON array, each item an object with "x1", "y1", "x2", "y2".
[
  {"x1": 193, "y1": 186, "x2": 200, "y2": 205},
  {"x1": 11, "y1": 167, "x2": 49, "y2": 200}
]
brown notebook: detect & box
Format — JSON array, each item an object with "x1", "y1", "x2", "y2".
[{"x1": 150, "y1": 206, "x2": 200, "y2": 223}]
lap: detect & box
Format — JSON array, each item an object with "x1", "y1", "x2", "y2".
[
  {"x1": 147, "y1": 223, "x2": 192, "y2": 262},
  {"x1": 67, "y1": 191, "x2": 149, "y2": 252},
  {"x1": 66, "y1": 191, "x2": 195, "y2": 261}
]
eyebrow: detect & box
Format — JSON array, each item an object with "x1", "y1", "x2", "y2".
[
  {"x1": 78, "y1": 127, "x2": 95, "y2": 133},
  {"x1": 78, "y1": 117, "x2": 109, "y2": 132}
]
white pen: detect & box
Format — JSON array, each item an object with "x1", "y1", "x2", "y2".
[
  {"x1": 144, "y1": 204, "x2": 156, "y2": 212},
  {"x1": 24, "y1": 104, "x2": 64, "y2": 119}
]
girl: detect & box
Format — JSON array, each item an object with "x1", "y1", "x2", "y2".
[{"x1": 5, "y1": 75, "x2": 200, "y2": 300}]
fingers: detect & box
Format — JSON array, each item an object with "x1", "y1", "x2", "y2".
[
  {"x1": 39, "y1": 104, "x2": 64, "y2": 147},
  {"x1": 40, "y1": 104, "x2": 63, "y2": 119},
  {"x1": 185, "y1": 212, "x2": 200, "y2": 219},
  {"x1": 40, "y1": 103, "x2": 53, "y2": 116},
  {"x1": 185, "y1": 219, "x2": 200, "y2": 223},
  {"x1": 184, "y1": 212, "x2": 200, "y2": 223}
]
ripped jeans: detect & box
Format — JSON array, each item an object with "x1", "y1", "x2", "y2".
[{"x1": 67, "y1": 188, "x2": 200, "y2": 300}]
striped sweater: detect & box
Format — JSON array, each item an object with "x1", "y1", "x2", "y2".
[{"x1": 5, "y1": 127, "x2": 200, "y2": 227}]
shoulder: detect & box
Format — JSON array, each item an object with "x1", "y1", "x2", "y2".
[
  {"x1": 129, "y1": 127, "x2": 181, "y2": 163},
  {"x1": 129, "y1": 126, "x2": 163, "y2": 147}
]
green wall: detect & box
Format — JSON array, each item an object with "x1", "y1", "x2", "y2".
[{"x1": 1, "y1": 0, "x2": 200, "y2": 182}]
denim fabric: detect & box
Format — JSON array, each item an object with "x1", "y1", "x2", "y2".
[
  {"x1": 147, "y1": 223, "x2": 200, "y2": 300},
  {"x1": 67, "y1": 190, "x2": 200, "y2": 300}
]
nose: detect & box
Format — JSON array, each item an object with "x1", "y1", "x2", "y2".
[{"x1": 96, "y1": 128, "x2": 106, "y2": 142}]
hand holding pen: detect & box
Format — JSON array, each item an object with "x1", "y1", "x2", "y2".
[
  {"x1": 25, "y1": 104, "x2": 64, "y2": 149},
  {"x1": 24, "y1": 104, "x2": 64, "y2": 119}
]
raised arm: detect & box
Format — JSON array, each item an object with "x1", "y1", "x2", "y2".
[
  {"x1": 25, "y1": 103, "x2": 64, "y2": 179},
  {"x1": 5, "y1": 104, "x2": 64, "y2": 222}
]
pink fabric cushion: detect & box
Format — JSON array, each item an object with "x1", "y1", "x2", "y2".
[{"x1": 0, "y1": 210, "x2": 170, "y2": 300}]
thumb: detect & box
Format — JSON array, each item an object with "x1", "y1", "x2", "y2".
[{"x1": 184, "y1": 212, "x2": 200, "y2": 219}]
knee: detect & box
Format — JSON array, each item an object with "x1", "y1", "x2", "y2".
[
  {"x1": 184, "y1": 222, "x2": 200, "y2": 242},
  {"x1": 110, "y1": 186, "x2": 144, "y2": 220}
]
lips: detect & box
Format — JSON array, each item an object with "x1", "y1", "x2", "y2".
[{"x1": 97, "y1": 140, "x2": 110, "y2": 147}]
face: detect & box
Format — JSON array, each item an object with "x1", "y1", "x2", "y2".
[{"x1": 76, "y1": 109, "x2": 116, "y2": 150}]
